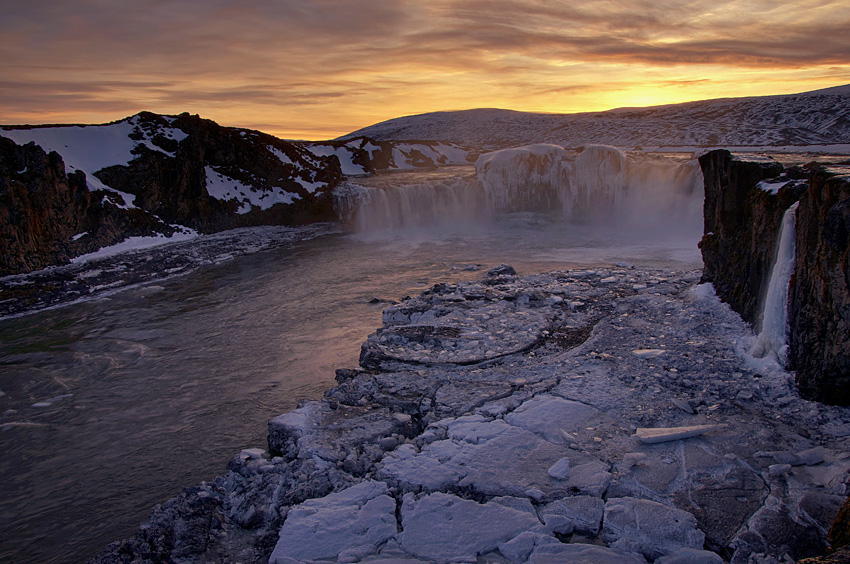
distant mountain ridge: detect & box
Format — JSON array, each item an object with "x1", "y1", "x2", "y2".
[{"x1": 340, "y1": 85, "x2": 850, "y2": 150}]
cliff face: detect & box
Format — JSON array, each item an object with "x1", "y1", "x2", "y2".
[
  {"x1": 699, "y1": 149, "x2": 850, "y2": 405},
  {"x1": 789, "y1": 167, "x2": 850, "y2": 404},
  {"x1": 0, "y1": 138, "x2": 171, "y2": 274},
  {"x1": 0, "y1": 112, "x2": 473, "y2": 276}
]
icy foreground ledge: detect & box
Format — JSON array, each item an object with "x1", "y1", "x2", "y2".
[{"x1": 92, "y1": 266, "x2": 850, "y2": 564}]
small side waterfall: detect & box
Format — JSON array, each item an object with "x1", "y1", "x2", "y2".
[{"x1": 751, "y1": 201, "x2": 799, "y2": 365}]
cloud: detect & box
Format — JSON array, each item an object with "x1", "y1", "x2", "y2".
[{"x1": 1, "y1": 0, "x2": 849, "y2": 136}]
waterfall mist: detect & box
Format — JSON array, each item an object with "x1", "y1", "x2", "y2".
[{"x1": 333, "y1": 145, "x2": 704, "y2": 245}]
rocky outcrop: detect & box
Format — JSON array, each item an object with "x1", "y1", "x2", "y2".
[
  {"x1": 0, "y1": 137, "x2": 171, "y2": 275},
  {"x1": 789, "y1": 166, "x2": 850, "y2": 404},
  {"x1": 699, "y1": 149, "x2": 850, "y2": 405},
  {"x1": 90, "y1": 266, "x2": 850, "y2": 564}
]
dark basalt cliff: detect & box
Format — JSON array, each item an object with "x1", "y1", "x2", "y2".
[
  {"x1": 93, "y1": 112, "x2": 343, "y2": 233},
  {"x1": 790, "y1": 166, "x2": 850, "y2": 404},
  {"x1": 0, "y1": 137, "x2": 173, "y2": 274},
  {"x1": 699, "y1": 149, "x2": 850, "y2": 405}
]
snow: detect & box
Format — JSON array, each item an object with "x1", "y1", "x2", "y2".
[
  {"x1": 1, "y1": 116, "x2": 189, "y2": 206},
  {"x1": 308, "y1": 143, "x2": 368, "y2": 176},
  {"x1": 69, "y1": 230, "x2": 198, "y2": 264},
  {"x1": 390, "y1": 142, "x2": 470, "y2": 170},
  {"x1": 205, "y1": 166, "x2": 299, "y2": 212},
  {"x1": 266, "y1": 145, "x2": 292, "y2": 165},
  {"x1": 341, "y1": 88, "x2": 850, "y2": 150},
  {"x1": 1, "y1": 116, "x2": 186, "y2": 173}
]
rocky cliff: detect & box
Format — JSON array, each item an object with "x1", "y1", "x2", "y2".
[
  {"x1": 0, "y1": 113, "x2": 472, "y2": 276},
  {"x1": 789, "y1": 166, "x2": 850, "y2": 404},
  {"x1": 699, "y1": 149, "x2": 850, "y2": 405},
  {"x1": 0, "y1": 137, "x2": 173, "y2": 274}
]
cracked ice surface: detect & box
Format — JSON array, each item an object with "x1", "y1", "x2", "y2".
[{"x1": 100, "y1": 265, "x2": 850, "y2": 564}]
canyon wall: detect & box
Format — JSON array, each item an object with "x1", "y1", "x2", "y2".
[{"x1": 699, "y1": 149, "x2": 850, "y2": 405}]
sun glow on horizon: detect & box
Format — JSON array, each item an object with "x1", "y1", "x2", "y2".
[{"x1": 1, "y1": 1, "x2": 849, "y2": 140}]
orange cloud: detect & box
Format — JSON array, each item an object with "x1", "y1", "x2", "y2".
[{"x1": 1, "y1": 0, "x2": 848, "y2": 139}]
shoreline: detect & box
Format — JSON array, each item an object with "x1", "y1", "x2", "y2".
[{"x1": 91, "y1": 264, "x2": 850, "y2": 564}]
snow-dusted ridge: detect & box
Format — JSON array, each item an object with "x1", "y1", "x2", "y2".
[{"x1": 340, "y1": 84, "x2": 850, "y2": 150}]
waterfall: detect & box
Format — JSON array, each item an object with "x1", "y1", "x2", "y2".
[
  {"x1": 750, "y1": 201, "x2": 799, "y2": 365},
  {"x1": 332, "y1": 147, "x2": 704, "y2": 237},
  {"x1": 332, "y1": 169, "x2": 487, "y2": 234}
]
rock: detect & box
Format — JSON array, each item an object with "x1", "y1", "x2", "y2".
[
  {"x1": 634, "y1": 424, "x2": 724, "y2": 444},
  {"x1": 488, "y1": 264, "x2": 517, "y2": 276},
  {"x1": 796, "y1": 446, "x2": 826, "y2": 466},
  {"x1": 528, "y1": 543, "x2": 648, "y2": 564},
  {"x1": 541, "y1": 513, "x2": 574, "y2": 535},
  {"x1": 829, "y1": 496, "x2": 850, "y2": 550},
  {"x1": 498, "y1": 531, "x2": 563, "y2": 564},
  {"x1": 503, "y1": 395, "x2": 602, "y2": 445},
  {"x1": 655, "y1": 548, "x2": 725, "y2": 564},
  {"x1": 547, "y1": 457, "x2": 570, "y2": 480},
  {"x1": 699, "y1": 150, "x2": 850, "y2": 405},
  {"x1": 268, "y1": 481, "x2": 397, "y2": 563},
  {"x1": 397, "y1": 492, "x2": 543, "y2": 562},
  {"x1": 540, "y1": 496, "x2": 605, "y2": 535},
  {"x1": 602, "y1": 497, "x2": 705, "y2": 560}
]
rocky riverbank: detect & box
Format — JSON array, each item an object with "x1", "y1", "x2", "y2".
[{"x1": 91, "y1": 264, "x2": 850, "y2": 564}]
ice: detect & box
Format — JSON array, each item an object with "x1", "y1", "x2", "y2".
[
  {"x1": 476, "y1": 144, "x2": 570, "y2": 212},
  {"x1": 69, "y1": 231, "x2": 198, "y2": 264},
  {"x1": 633, "y1": 424, "x2": 725, "y2": 444},
  {"x1": 528, "y1": 543, "x2": 648, "y2": 564},
  {"x1": 654, "y1": 548, "x2": 724, "y2": 564},
  {"x1": 397, "y1": 491, "x2": 543, "y2": 562},
  {"x1": 750, "y1": 201, "x2": 798, "y2": 365},
  {"x1": 602, "y1": 497, "x2": 705, "y2": 560},
  {"x1": 268, "y1": 481, "x2": 397, "y2": 564},
  {"x1": 503, "y1": 395, "x2": 602, "y2": 445},
  {"x1": 547, "y1": 457, "x2": 570, "y2": 480}
]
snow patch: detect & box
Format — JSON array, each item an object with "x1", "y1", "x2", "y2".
[
  {"x1": 205, "y1": 166, "x2": 299, "y2": 212},
  {"x1": 69, "y1": 230, "x2": 198, "y2": 264}
]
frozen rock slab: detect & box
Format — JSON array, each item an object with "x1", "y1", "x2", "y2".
[
  {"x1": 268, "y1": 481, "x2": 397, "y2": 563},
  {"x1": 268, "y1": 401, "x2": 417, "y2": 463},
  {"x1": 360, "y1": 297, "x2": 555, "y2": 369},
  {"x1": 397, "y1": 491, "x2": 544, "y2": 562},
  {"x1": 654, "y1": 548, "x2": 724, "y2": 564},
  {"x1": 528, "y1": 543, "x2": 648, "y2": 564},
  {"x1": 379, "y1": 415, "x2": 609, "y2": 501},
  {"x1": 503, "y1": 395, "x2": 604, "y2": 445},
  {"x1": 540, "y1": 495, "x2": 605, "y2": 535},
  {"x1": 602, "y1": 496, "x2": 705, "y2": 560},
  {"x1": 634, "y1": 424, "x2": 725, "y2": 444}
]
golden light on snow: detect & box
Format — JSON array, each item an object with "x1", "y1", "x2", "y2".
[{"x1": 1, "y1": 0, "x2": 848, "y2": 139}]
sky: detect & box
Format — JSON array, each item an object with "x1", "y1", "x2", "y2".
[{"x1": 1, "y1": 0, "x2": 849, "y2": 140}]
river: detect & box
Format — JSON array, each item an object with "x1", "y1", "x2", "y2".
[{"x1": 0, "y1": 164, "x2": 703, "y2": 564}]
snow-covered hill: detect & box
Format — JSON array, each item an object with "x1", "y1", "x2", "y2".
[{"x1": 340, "y1": 86, "x2": 850, "y2": 151}]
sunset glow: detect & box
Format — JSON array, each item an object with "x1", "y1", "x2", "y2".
[{"x1": 2, "y1": 0, "x2": 849, "y2": 139}]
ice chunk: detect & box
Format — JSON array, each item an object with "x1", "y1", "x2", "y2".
[
  {"x1": 547, "y1": 457, "x2": 571, "y2": 480},
  {"x1": 603, "y1": 497, "x2": 705, "y2": 560},
  {"x1": 529, "y1": 543, "x2": 648, "y2": 564},
  {"x1": 634, "y1": 424, "x2": 724, "y2": 444},
  {"x1": 504, "y1": 395, "x2": 601, "y2": 444},
  {"x1": 268, "y1": 481, "x2": 397, "y2": 563},
  {"x1": 398, "y1": 492, "x2": 543, "y2": 562}
]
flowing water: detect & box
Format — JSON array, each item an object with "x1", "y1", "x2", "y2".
[{"x1": 0, "y1": 160, "x2": 704, "y2": 564}]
